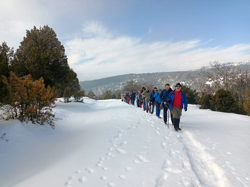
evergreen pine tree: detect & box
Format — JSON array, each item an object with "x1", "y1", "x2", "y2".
[
  {"x1": 199, "y1": 93, "x2": 213, "y2": 110},
  {"x1": 87, "y1": 90, "x2": 95, "y2": 99},
  {"x1": 116, "y1": 92, "x2": 122, "y2": 99},
  {"x1": 0, "y1": 42, "x2": 14, "y2": 78},
  {"x1": 211, "y1": 89, "x2": 236, "y2": 113},
  {"x1": 0, "y1": 75, "x2": 12, "y2": 106},
  {"x1": 244, "y1": 89, "x2": 250, "y2": 116},
  {"x1": 181, "y1": 85, "x2": 198, "y2": 104},
  {"x1": 12, "y1": 25, "x2": 80, "y2": 96},
  {"x1": 74, "y1": 90, "x2": 84, "y2": 102},
  {"x1": 102, "y1": 90, "x2": 112, "y2": 100}
]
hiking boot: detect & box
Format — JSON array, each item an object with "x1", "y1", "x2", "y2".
[{"x1": 178, "y1": 128, "x2": 181, "y2": 130}]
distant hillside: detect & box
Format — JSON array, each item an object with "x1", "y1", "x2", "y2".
[{"x1": 80, "y1": 62, "x2": 250, "y2": 96}]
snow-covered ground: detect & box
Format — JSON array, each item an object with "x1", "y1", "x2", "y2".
[{"x1": 0, "y1": 97, "x2": 249, "y2": 187}]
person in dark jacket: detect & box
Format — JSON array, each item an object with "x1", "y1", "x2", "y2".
[
  {"x1": 154, "y1": 89, "x2": 162, "y2": 118},
  {"x1": 142, "y1": 87, "x2": 151, "y2": 112},
  {"x1": 136, "y1": 91, "x2": 142, "y2": 107},
  {"x1": 160, "y1": 83, "x2": 173, "y2": 125},
  {"x1": 169, "y1": 83, "x2": 188, "y2": 131},
  {"x1": 149, "y1": 87, "x2": 157, "y2": 114},
  {"x1": 131, "y1": 90, "x2": 136, "y2": 105},
  {"x1": 126, "y1": 92, "x2": 131, "y2": 104},
  {"x1": 141, "y1": 87, "x2": 146, "y2": 111}
]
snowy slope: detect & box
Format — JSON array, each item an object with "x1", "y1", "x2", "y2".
[{"x1": 0, "y1": 98, "x2": 249, "y2": 187}]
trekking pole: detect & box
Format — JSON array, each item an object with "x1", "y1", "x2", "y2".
[
  {"x1": 166, "y1": 106, "x2": 168, "y2": 128},
  {"x1": 167, "y1": 109, "x2": 170, "y2": 128}
]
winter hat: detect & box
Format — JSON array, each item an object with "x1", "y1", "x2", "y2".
[
  {"x1": 175, "y1": 83, "x2": 182, "y2": 87},
  {"x1": 158, "y1": 89, "x2": 162, "y2": 91}
]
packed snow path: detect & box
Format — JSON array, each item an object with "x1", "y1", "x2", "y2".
[{"x1": 0, "y1": 98, "x2": 250, "y2": 187}]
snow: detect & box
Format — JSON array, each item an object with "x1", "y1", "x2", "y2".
[{"x1": 0, "y1": 97, "x2": 249, "y2": 187}]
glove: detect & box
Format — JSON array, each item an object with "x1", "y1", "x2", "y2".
[{"x1": 184, "y1": 108, "x2": 187, "y2": 111}]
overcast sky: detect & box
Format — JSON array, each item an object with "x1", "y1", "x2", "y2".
[{"x1": 1, "y1": 0, "x2": 250, "y2": 81}]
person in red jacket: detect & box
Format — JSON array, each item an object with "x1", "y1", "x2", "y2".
[{"x1": 169, "y1": 83, "x2": 188, "y2": 131}]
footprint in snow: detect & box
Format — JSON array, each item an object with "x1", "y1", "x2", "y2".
[
  {"x1": 116, "y1": 148, "x2": 127, "y2": 154},
  {"x1": 136, "y1": 155, "x2": 149, "y2": 162},
  {"x1": 103, "y1": 167, "x2": 108, "y2": 170},
  {"x1": 107, "y1": 152, "x2": 112, "y2": 156},
  {"x1": 134, "y1": 160, "x2": 140, "y2": 164},
  {"x1": 168, "y1": 149, "x2": 176, "y2": 157},
  {"x1": 164, "y1": 167, "x2": 182, "y2": 174},
  {"x1": 64, "y1": 181, "x2": 71, "y2": 186},
  {"x1": 125, "y1": 167, "x2": 132, "y2": 171},
  {"x1": 96, "y1": 163, "x2": 102, "y2": 167},
  {"x1": 75, "y1": 170, "x2": 81, "y2": 174},
  {"x1": 101, "y1": 176, "x2": 107, "y2": 180},
  {"x1": 78, "y1": 177, "x2": 87, "y2": 182},
  {"x1": 108, "y1": 182, "x2": 116, "y2": 187},
  {"x1": 119, "y1": 141, "x2": 127, "y2": 146},
  {"x1": 182, "y1": 160, "x2": 191, "y2": 169},
  {"x1": 155, "y1": 130, "x2": 160, "y2": 135},
  {"x1": 85, "y1": 168, "x2": 95, "y2": 174},
  {"x1": 181, "y1": 177, "x2": 192, "y2": 186},
  {"x1": 161, "y1": 142, "x2": 167, "y2": 149},
  {"x1": 100, "y1": 157, "x2": 106, "y2": 161},
  {"x1": 68, "y1": 176, "x2": 75, "y2": 180},
  {"x1": 155, "y1": 173, "x2": 168, "y2": 187},
  {"x1": 119, "y1": 175, "x2": 126, "y2": 179}
]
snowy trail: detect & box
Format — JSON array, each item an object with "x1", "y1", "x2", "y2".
[{"x1": 0, "y1": 98, "x2": 249, "y2": 187}]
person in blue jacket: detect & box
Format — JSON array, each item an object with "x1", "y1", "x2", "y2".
[
  {"x1": 160, "y1": 83, "x2": 173, "y2": 125},
  {"x1": 131, "y1": 90, "x2": 136, "y2": 105},
  {"x1": 169, "y1": 83, "x2": 188, "y2": 131},
  {"x1": 154, "y1": 89, "x2": 162, "y2": 118},
  {"x1": 141, "y1": 87, "x2": 146, "y2": 111},
  {"x1": 149, "y1": 87, "x2": 157, "y2": 114}
]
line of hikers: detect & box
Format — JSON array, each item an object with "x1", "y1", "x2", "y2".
[{"x1": 121, "y1": 83, "x2": 188, "y2": 131}]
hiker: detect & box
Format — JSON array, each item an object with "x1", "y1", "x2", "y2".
[
  {"x1": 154, "y1": 89, "x2": 162, "y2": 118},
  {"x1": 121, "y1": 91, "x2": 124, "y2": 102},
  {"x1": 141, "y1": 87, "x2": 146, "y2": 110},
  {"x1": 142, "y1": 87, "x2": 151, "y2": 113},
  {"x1": 160, "y1": 83, "x2": 173, "y2": 125},
  {"x1": 126, "y1": 92, "x2": 130, "y2": 104},
  {"x1": 131, "y1": 91, "x2": 136, "y2": 105},
  {"x1": 169, "y1": 83, "x2": 188, "y2": 131},
  {"x1": 139, "y1": 97, "x2": 143, "y2": 108},
  {"x1": 136, "y1": 91, "x2": 142, "y2": 107},
  {"x1": 149, "y1": 87, "x2": 157, "y2": 114},
  {"x1": 124, "y1": 92, "x2": 127, "y2": 103}
]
